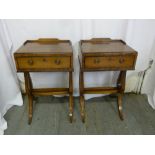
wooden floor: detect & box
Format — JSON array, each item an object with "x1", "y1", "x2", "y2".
[{"x1": 4, "y1": 93, "x2": 155, "y2": 135}]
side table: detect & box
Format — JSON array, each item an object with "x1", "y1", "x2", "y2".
[
  {"x1": 79, "y1": 38, "x2": 138, "y2": 122},
  {"x1": 14, "y1": 38, "x2": 74, "y2": 124}
]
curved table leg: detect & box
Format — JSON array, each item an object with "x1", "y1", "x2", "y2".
[
  {"x1": 69, "y1": 95, "x2": 73, "y2": 123},
  {"x1": 80, "y1": 95, "x2": 85, "y2": 123},
  {"x1": 24, "y1": 72, "x2": 33, "y2": 125},
  {"x1": 117, "y1": 71, "x2": 126, "y2": 120},
  {"x1": 117, "y1": 93, "x2": 124, "y2": 120},
  {"x1": 79, "y1": 70, "x2": 85, "y2": 123},
  {"x1": 28, "y1": 95, "x2": 33, "y2": 124},
  {"x1": 69, "y1": 72, "x2": 73, "y2": 123}
]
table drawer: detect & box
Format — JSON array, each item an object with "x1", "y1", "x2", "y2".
[
  {"x1": 16, "y1": 56, "x2": 71, "y2": 71},
  {"x1": 84, "y1": 55, "x2": 136, "y2": 70}
]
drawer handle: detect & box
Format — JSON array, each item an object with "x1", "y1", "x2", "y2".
[
  {"x1": 27, "y1": 59, "x2": 34, "y2": 65},
  {"x1": 119, "y1": 58, "x2": 125, "y2": 64},
  {"x1": 54, "y1": 59, "x2": 61, "y2": 65},
  {"x1": 94, "y1": 58, "x2": 100, "y2": 64}
]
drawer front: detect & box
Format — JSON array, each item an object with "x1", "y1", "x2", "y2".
[
  {"x1": 16, "y1": 56, "x2": 71, "y2": 71},
  {"x1": 84, "y1": 55, "x2": 136, "y2": 70}
]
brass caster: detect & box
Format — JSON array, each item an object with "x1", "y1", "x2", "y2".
[{"x1": 69, "y1": 113, "x2": 73, "y2": 123}]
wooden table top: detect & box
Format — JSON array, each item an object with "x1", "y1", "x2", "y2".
[
  {"x1": 80, "y1": 38, "x2": 137, "y2": 54},
  {"x1": 15, "y1": 39, "x2": 73, "y2": 55}
]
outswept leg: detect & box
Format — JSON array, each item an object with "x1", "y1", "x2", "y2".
[
  {"x1": 24, "y1": 72, "x2": 33, "y2": 124},
  {"x1": 117, "y1": 93, "x2": 124, "y2": 120},
  {"x1": 79, "y1": 70, "x2": 85, "y2": 123},
  {"x1": 80, "y1": 95, "x2": 85, "y2": 123},
  {"x1": 117, "y1": 71, "x2": 126, "y2": 120},
  {"x1": 69, "y1": 71, "x2": 73, "y2": 123},
  {"x1": 28, "y1": 95, "x2": 33, "y2": 124}
]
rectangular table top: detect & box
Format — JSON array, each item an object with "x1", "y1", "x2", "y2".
[
  {"x1": 14, "y1": 38, "x2": 73, "y2": 55},
  {"x1": 80, "y1": 38, "x2": 137, "y2": 55}
]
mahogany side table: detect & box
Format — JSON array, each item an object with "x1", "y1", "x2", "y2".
[
  {"x1": 14, "y1": 38, "x2": 74, "y2": 124},
  {"x1": 79, "y1": 38, "x2": 138, "y2": 122}
]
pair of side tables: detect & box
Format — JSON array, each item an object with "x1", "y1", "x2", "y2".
[{"x1": 14, "y1": 38, "x2": 138, "y2": 124}]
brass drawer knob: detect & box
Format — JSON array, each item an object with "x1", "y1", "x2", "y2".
[
  {"x1": 94, "y1": 58, "x2": 100, "y2": 64},
  {"x1": 119, "y1": 58, "x2": 125, "y2": 64},
  {"x1": 54, "y1": 59, "x2": 61, "y2": 65},
  {"x1": 27, "y1": 59, "x2": 34, "y2": 65}
]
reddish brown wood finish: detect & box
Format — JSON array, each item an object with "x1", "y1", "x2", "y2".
[
  {"x1": 14, "y1": 38, "x2": 74, "y2": 124},
  {"x1": 79, "y1": 38, "x2": 138, "y2": 122}
]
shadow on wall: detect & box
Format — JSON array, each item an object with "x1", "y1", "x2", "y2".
[
  {"x1": 125, "y1": 36, "x2": 155, "y2": 97},
  {"x1": 142, "y1": 37, "x2": 155, "y2": 108}
]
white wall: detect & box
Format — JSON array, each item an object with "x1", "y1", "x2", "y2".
[
  {"x1": 5, "y1": 19, "x2": 128, "y2": 49},
  {"x1": 125, "y1": 19, "x2": 155, "y2": 108},
  {"x1": 5, "y1": 19, "x2": 128, "y2": 97},
  {"x1": 4, "y1": 19, "x2": 155, "y2": 103},
  {"x1": 125, "y1": 20, "x2": 155, "y2": 70}
]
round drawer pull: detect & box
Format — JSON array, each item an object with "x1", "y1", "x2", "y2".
[
  {"x1": 119, "y1": 58, "x2": 125, "y2": 64},
  {"x1": 94, "y1": 58, "x2": 100, "y2": 64},
  {"x1": 27, "y1": 59, "x2": 34, "y2": 65},
  {"x1": 54, "y1": 59, "x2": 61, "y2": 65}
]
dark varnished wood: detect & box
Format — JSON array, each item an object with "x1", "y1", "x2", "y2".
[
  {"x1": 79, "y1": 38, "x2": 138, "y2": 122},
  {"x1": 80, "y1": 38, "x2": 135, "y2": 54},
  {"x1": 69, "y1": 72, "x2": 73, "y2": 122},
  {"x1": 79, "y1": 38, "x2": 137, "y2": 71},
  {"x1": 84, "y1": 55, "x2": 135, "y2": 70},
  {"x1": 79, "y1": 69, "x2": 85, "y2": 123},
  {"x1": 84, "y1": 87, "x2": 118, "y2": 94},
  {"x1": 16, "y1": 56, "x2": 71, "y2": 72},
  {"x1": 14, "y1": 38, "x2": 73, "y2": 72},
  {"x1": 14, "y1": 38, "x2": 74, "y2": 124},
  {"x1": 24, "y1": 72, "x2": 33, "y2": 124},
  {"x1": 117, "y1": 71, "x2": 126, "y2": 120},
  {"x1": 16, "y1": 38, "x2": 73, "y2": 55},
  {"x1": 32, "y1": 88, "x2": 69, "y2": 96}
]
